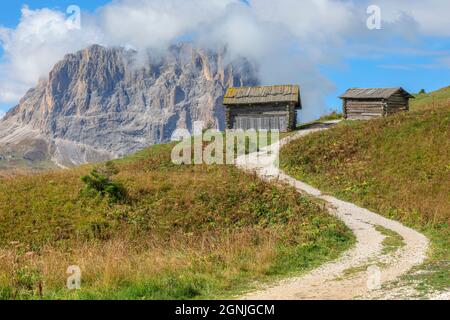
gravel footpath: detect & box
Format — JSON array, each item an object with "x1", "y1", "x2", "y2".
[{"x1": 235, "y1": 125, "x2": 435, "y2": 300}]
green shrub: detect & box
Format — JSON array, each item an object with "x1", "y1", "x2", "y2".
[
  {"x1": 81, "y1": 161, "x2": 127, "y2": 203},
  {"x1": 11, "y1": 267, "x2": 43, "y2": 299}
]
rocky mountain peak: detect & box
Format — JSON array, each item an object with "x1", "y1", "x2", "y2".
[{"x1": 0, "y1": 43, "x2": 258, "y2": 169}]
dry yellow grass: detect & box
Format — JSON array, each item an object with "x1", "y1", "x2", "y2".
[{"x1": 0, "y1": 229, "x2": 283, "y2": 299}]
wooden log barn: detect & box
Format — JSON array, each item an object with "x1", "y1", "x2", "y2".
[
  {"x1": 339, "y1": 87, "x2": 414, "y2": 120},
  {"x1": 223, "y1": 85, "x2": 301, "y2": 132}
]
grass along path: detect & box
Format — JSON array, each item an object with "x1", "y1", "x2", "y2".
[
  {"x1": 237, "y1": 125, "x2": 429, "y2": 300},
  {"x1": 281, "y1": 104, "x2": 450, "y2": 298}
]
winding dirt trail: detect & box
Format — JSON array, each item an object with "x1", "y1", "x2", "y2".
[{"x1": 235, "y1": 124, "x2": 430, "y2": 300}]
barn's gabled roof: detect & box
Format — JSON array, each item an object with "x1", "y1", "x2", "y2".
[
  {"x1": 339, "y1": 87, "x2": 414, "y2": 99},
  {"x1": 223, "y1": 85, "x2": 301, "y2": 107}
]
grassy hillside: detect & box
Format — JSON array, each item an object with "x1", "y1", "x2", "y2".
[
  {"x1": 281, "y1": 99, "x2": 450, "y2": 293},
  {"x1": 0, "y1": 142, "x2": 353, "y2": 300},
  {"x1": 411, "y1": 86, "x2": 450, "y2": 111}
]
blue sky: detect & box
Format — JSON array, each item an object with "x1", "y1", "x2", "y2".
[
  {"x1": 323, "y1": 42, "x2": 450, "y2": 110},
  {"x1": 0, "y1": 1, "x2": 109, "y2": 28},
  {"x1": 1, "y1": 0, "x2": 450, "y2": 118}
]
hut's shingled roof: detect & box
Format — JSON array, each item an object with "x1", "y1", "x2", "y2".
[
  {"x1": 223, "y1": 85, "x2": 301, "y2": 106},
  {"x1": 339, "y1": 87, "x2": 414, "y2": 99}
]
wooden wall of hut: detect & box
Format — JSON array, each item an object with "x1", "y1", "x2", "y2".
[
  {"x1": 225, "y1": 103, "x2": 296, "y2": 132},
  {"x1": 343, "y1": 96, "x2": 409, "y2": 120}
]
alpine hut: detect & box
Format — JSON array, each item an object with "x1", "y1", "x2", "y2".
[
  {"x1": 340, "y1": 87, "x2": 414, "y2": 120},
  {"x1": 223, "y1": 85, "x2": 301, "y2": 132}
]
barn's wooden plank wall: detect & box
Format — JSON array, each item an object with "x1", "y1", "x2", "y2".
[
  {"x1": 223, "y1": 85, "x2": 301, "y2": 132},
  {"x1": 225, "y1": 103, "x2": 296, "y2": 131},
  {"x1": 344, "y1": 99, "x2": 385, "y2": 120},
  {"x1": 386, "y1": 93, "x2": 409, "y2": 115},
  {"x1": 341, "y1": 88, "x2": 412, "y2": 120}
]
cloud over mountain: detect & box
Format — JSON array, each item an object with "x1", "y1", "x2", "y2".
[{"x1": 1, "y1": 0, "x2": 450, "y2": 119}]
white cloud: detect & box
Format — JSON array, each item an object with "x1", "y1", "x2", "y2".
[
  {"x1": 97, "y1": 0, "x2": 359, "y2": 119},
  {"x1": 374, "y1": 0, "x2": 450, "y2": 36},
  {"x1": 0, "y1": 110, "x2": 4, "y2": 119},
  {"x1": 1, "y1": 0, "x2": 356, "y2": 120},
  {"x1": 0, "y1": 5, "x2": 102, "y2": 103},
  {"x1": 1, "y1": 0, "x2": 450, "y2": 120},
  {"x1": 100, "y1": 0, "x2": 235, "y2": 50}
]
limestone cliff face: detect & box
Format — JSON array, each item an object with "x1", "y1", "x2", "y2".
[{"x1": 0, "y1": 44, "x2": 257, "y2": 167}]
